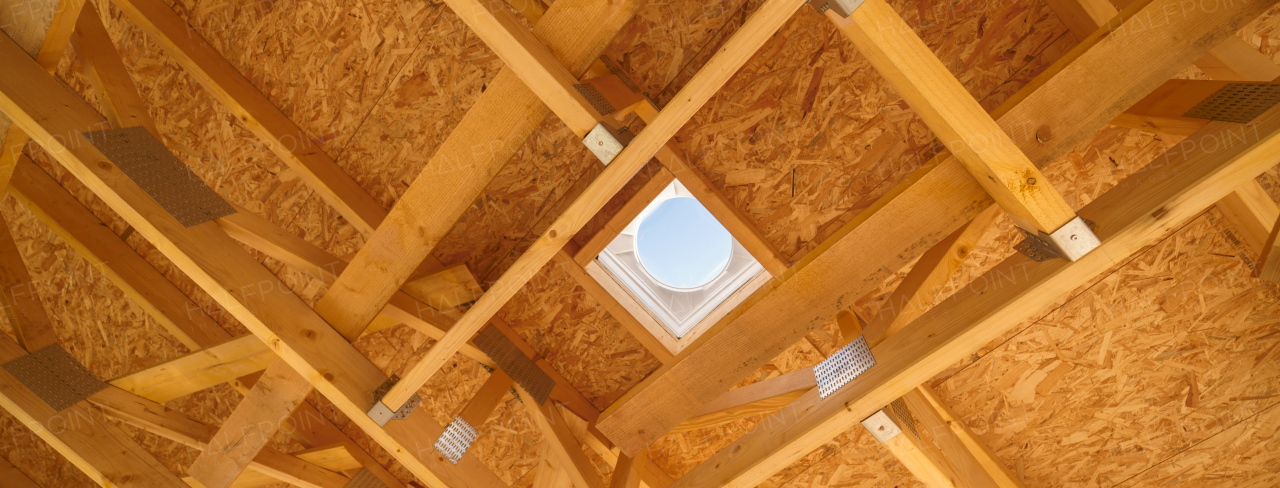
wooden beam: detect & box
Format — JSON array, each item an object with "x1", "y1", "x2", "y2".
[
  {"x1": 594, "y1": 0, "x2": 1276, "y2": 455},
  {"x1": 516, "y1": 386, "x2": 606, "y2": 488},
  {"x1": 908, "y1": 386, "x2": 1023, "y2": 488},
  {"x1": 457, "y1": 369, "x2": 514, "y2": 427},
  {"x1": 108, "y1": 334, "x2": 274, "y2": 403},
  {"x1": 610, "y1": 454, "x2": 643, "y2": 488},
  {"x1": 833, "y1": 0, "x2": 1076, "y2": 235},
  {"x1": 671, "y1": 91, "x2": 1280, "y2": 488},
  {"x1": 0, "y1": 31, "x2": 506, "y2": 488},
  {"x1": 880, "y1": 406, "x2": 961, "y2": 488},
  {"x1": 0, "y1": 0, "x2": 87, "y2": 189},
  {"x1": 241, "y1": 447, "x2": 349, "y2": 488},
  {"x1": 669, "y1": 368, "x2": 815, "y2": 434},
  {"x1": 0, "y1": 338, "x2": 186, "y2": 487},
  {"x1": 106, "y1": 0, "x2": 398, "y2": 240},
  {"x1": 0, "y1": 211, "x2": 58, "y2": 352},
  {"x1": 1109, "y1": 80, "x2": 1222, "y2": 136},
  {"x1": 69, "y1": 2, "x2": 158, "y2": 136},
  {"x1": 554, "y1": 249, "x2": 676, "y2": 364},
  {"x1": 632, "y1": 106, "x2": 790, "y2": 276},
  {"x1": 1257, "y1": 210, "x2": 1280, "y2": 281},
  {"x1": 188, "y1": 361, "x2": 315, "y2": 488},
  {"x1": 1217, "y1": 180, "x2": 1280, "y2": 256},
  {"x1": 380, "y1": 0, "x2": 808, "y2": 412},
  {"x1": 1049, "y1": 0, "x2": 1280, "y2": 82},
  {"x1": 863, "y1": 206, "x2": 1001, "y2": 345},
  {"x1": 572, "y1": 168, "x2": 675, "y2": 267}
]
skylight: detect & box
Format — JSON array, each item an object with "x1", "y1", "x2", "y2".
[{"x1": 595, "y1": 180, "x2": 764, "y2": 339}]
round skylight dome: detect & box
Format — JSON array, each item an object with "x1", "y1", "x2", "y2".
[{"x1": 635, "y1": 197, "x2": 732, "y2": 289}]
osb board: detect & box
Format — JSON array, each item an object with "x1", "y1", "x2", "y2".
[
  {"x1": 934, "y1": 210, "x2": 1280, "y2": 488},
  {"x1": 645, "y1": 338, "x2": 826, "y2": 478},
  {"x1": 667, "y1": 0, "x2": 1071, "y2": 262},
  {"x1": 0, "y1": 0, "x2": 59, "y2": 58},
  {"x1": 162, "y1": 0, "x2": 443, "y2": 159},
  {"x1": 0, "y1": 409, "x2": 98, "y2": 488},
  {"x1": 496, "y1": 259, "x2": 664, "y2": 411},
  {"x1": 1115, "y1": 401, "x2": 1280, "y2": 488}
]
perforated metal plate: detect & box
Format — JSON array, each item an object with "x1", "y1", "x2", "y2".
[
  {"x1": 1184, "y1": 83, "x2": 1280, "y2": 123},
  {"x1": 82, "y1": 127, "x2": 235, "y2": 227},
  {"x1": 890, "y1": 398, "x2": 918, "y2": 439},
  {"x1": 813, "y1": 335, "x2": 875, "y2": 399},
  {"x1": 434, "y1": 416, "x2": 478, "y2": 465},
  {"x1": 600, "y1": 55, "x2": 640, "y2": 93},
  {"x1": 1013, "y1": 230, "x2": 1061, "y2": 262},
  {"x1": 368, "y1": 374, "x2": 422, "y2": 426},
  {"x1": 2, "y1": 344, "x2": 106, "y2": 411},
  {"x1": 344, "y1": 468, "x2": 388, "y2": 488},
  {"x1": 473, "y1": 325, "x2": 554, "y2": 405},
  {"x1": 573, "y1": 83, "x2": 617, "y2": 116}
]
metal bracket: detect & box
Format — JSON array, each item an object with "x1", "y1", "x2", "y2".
[
  {"x1": 2, "y1": 344, "x2": 106, "y2": 411},
  {"x1": 582, "y1": 122, "x2": 633, "y2": 165},
  {"x1": 889, "y1": 398, "x2": 918, "y2": 439},
  {"x1": 1183, "y1": 83, "x2": 1280, "y2": 123},
  {"x1": 810, "y1": 0, "x2": 866, "y2": 17},
  {"x1": 433, "y1": 416, "x2": 479, "y2": 464},
  {"x1": 861, "y1": 409, "x2": 902, "y2": 443},
  {"x1": 343, "y1": 468, "x2": 388, "y2": 488},
  {"x1": 473, "y1": 325, "x2": 555, "y2": 405},
  {"x1": 813, "y1": 335, "x2": 876, "y2": 399},
  {"x1": 1014, "y1": 216, "x2": 1100, "y2": 262},
  {"x1": 366, "y1": 375, "x2": 422, "y2": 426}
]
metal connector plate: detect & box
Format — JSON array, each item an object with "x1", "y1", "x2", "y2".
[
  {"x1": 366, "y1": 375, "x2": 422, "y2": 426},
  {"x1": 2, "y1": 344, "x2": 106, "y2": 411},
  {"x1": 1016, "y1": 216, "x2": 1102, "y2": 262},
  {"x1": 434, "y1": 416, "x2": 479, "y2": 464},
  {"x1": 810, "y1": 0, "x2": 866, "y2": 17},
  {"x1": 583, "y1": 123, "x2": 628, "y2": 165},
  {"x1": 861, "y1": 409, "x2": 902, "y2": 443},
  {"x1": 813, "y1": 335, "x2": 876, "y2": 399}
]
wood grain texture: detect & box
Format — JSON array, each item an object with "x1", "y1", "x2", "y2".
[
  {"x1": 671, "y1": 95, "x2": 1280, "y2": 488},
  {"x1": 835, "y1": 0, "x2": 1076, "y2": 233},
  {"x1": 108, "y1": 334, "x2": 273, "y2": 403}
]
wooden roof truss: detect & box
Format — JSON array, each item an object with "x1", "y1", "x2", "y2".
[{"x1": 0, "y1": 0, "x2": 1277, "y2": 484}]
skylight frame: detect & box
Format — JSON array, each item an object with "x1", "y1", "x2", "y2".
[{"x1": 593, "y1": 180, "x2": 767, "y2": 343}]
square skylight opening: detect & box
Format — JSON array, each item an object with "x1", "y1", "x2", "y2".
[{"x1": 595, "y1": 180, "x2": 765, "y2": 339}]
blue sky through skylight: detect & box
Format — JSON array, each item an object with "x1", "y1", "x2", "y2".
[{"x1": 636, "y1": 197, "x2": 732, "y2": 288}]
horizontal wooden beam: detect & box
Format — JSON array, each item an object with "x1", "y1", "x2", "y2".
[
  {"x1": 834, "y1": 0, "x2": 1077, "y2": 235},
  {"x1": 673, "y1": 91, "x2": 1280, "y2": 488},
  {"x1": 109, "y1": 334, "x2": 274, "y2": 403},
  {"x1": 669, "y1": 368, "x2": 814, "y2": 434},
  {"x1": 0, "y1": 338, "x2": 186, "y2": 487},
  {"x1": 381, "y1": 0, "x2": 808, "y2": 412},
  {"x1": 594, "y1": 0, "x2": 1276, "y2": 455},
  {"x1": 0, "y1": 31, "x2": 506, "y2": 487}
]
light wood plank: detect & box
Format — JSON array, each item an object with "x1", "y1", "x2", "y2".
[
  {"x1": 595, "y1": 0, "x2": 1275, "y2": 455},
  {"x1": 0, "y1": 338, "x2": 186, "y2": 487},
  {"x1": 1218, "y1": 180, "x2": 1280, "y2": 255},
  {"x1": 833, "y1": 0, "x2": 1076, "y2": 234},
  {"x1": 1108, "y1": 80, "x2": 1224, "y2": 137},
  {"x1": 0, "y1": 31, "x2": 505, "y2": 488},
  {"x1": 572, "y1": 168, "x2": 675, "y2": 267},
  {"x1": 69, "y1": 2, "x2": 158, "y2": 136},
  {"x1": 671, "y1": 92, "x2": 1280, "y2": 488},
  {"x1": 555, "y1": 249, "x2": 676, "y2": 364},
  {"x1": 457, "y1": 369, "x2": 514, "y2": 427},
  {"x1": 863, "y1": 206, "x2": 1000, "y2": 346},
  {"x1": 610, "y1": 454, "x2": 642, "y2": 488},
  {"x1": 0, "y1": 211, "x2": 58, "y2": 352},
  {"x1": 245, "y1": 448, "x2": 349, "y2": 488},
  {"x1": 516, "y1": 386, "x2": 605, "y2": 488},
  {"x1": 107, "y1": 0, "x2": 396, "y2": 239},
  {"x1": 1257, "y1": 210, "x2": 1280, "y2": 281},
  {"x1": 108, "y1": 335, "x2": 274, "y2": 403},
  {"x1": 911, "y1": 386, "x2": 1023, "y2": 488},
  {"x1": 381, "y1": 0, "x2": 808, "y2": 411}
]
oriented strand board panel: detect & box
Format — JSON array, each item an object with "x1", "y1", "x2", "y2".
[{"x1": 935, "y1": 210, "x2": 1280, "y2": 487}]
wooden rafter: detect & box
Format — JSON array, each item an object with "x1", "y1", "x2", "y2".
[
  {"x1": 672, "y1": 82, "x2": 1280, "y2": 488},
  {"x1": 0, "y1": 32, "x2": 505, "y2": 487},
  {"x1": 381, "y1": 0, "x2": 809, "y2": 412},
  {"x1": 594, "y1": 0, "x2": 1277, "y2": 455},
  {"x1": 0, "y1": 338, "x2": 186, "y2": 487}
]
